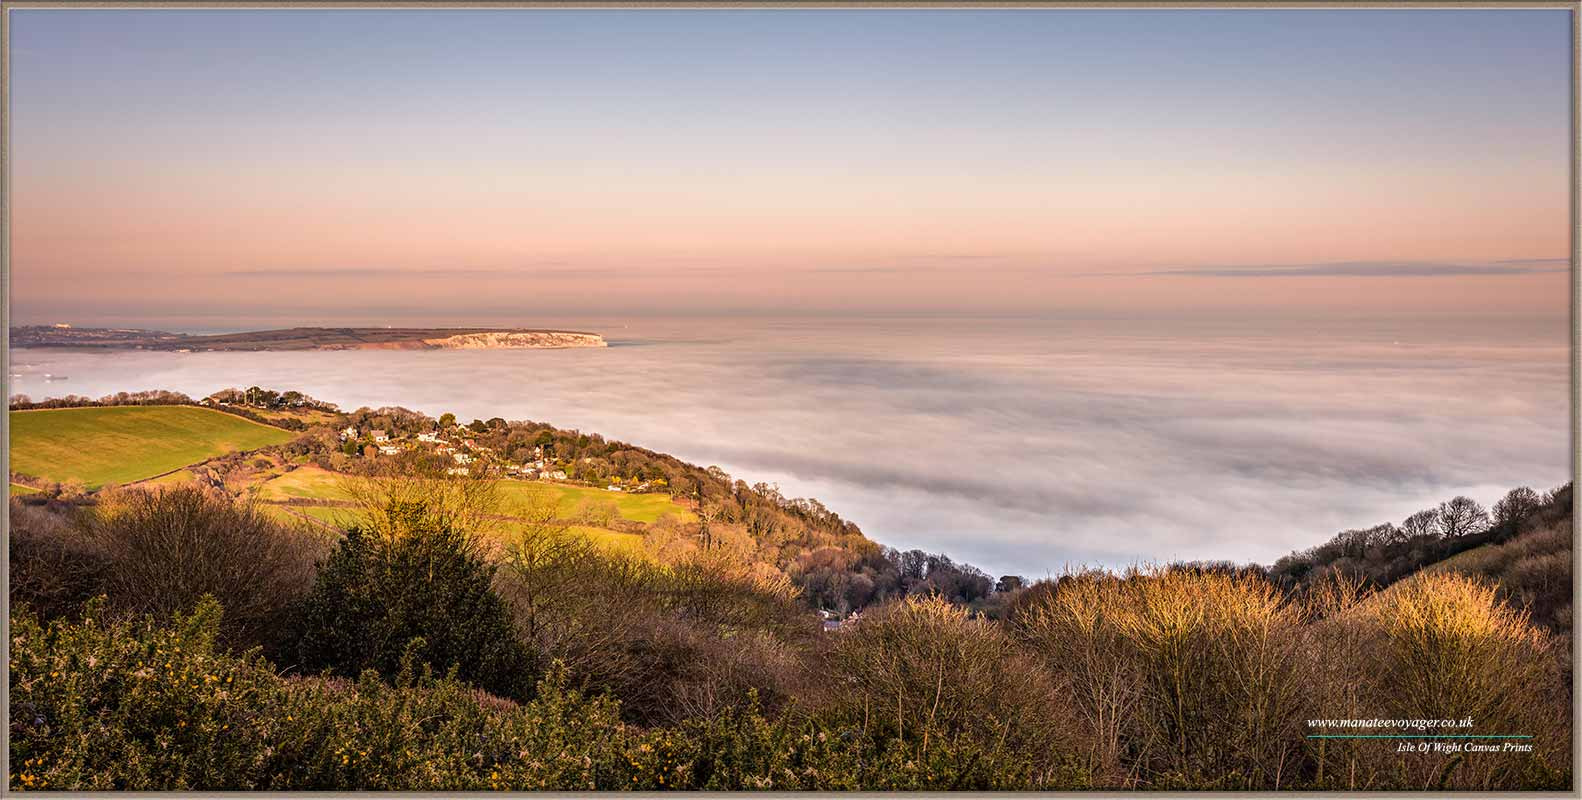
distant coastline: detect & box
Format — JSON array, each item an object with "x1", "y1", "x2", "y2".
[{"x1": 9, "y1": 325, "x2": 608, "y2": 352}]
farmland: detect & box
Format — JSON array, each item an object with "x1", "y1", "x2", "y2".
[
  {"x1": 248, "y1": 466, "x2": 675, "y2": 555},
  {"x1": 495, "y1": 480, "x2": 695, "y2": 524},
  {"x1": 9, "y1": 406, "x2": 295, "y2": 488},
  {"x1": 254, "y1": 466, "x2": 692, "y2": 525}
]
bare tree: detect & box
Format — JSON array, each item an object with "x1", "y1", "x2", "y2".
[
  {"x1": 1492, "y1": 486, "x2": 1541, "y2": 529},
  {"x1": 338, "y1": 457, "x2": 503, "y2": 547},
  {"x1": 1400, "y1": 509, "x2": 1438, "y2": 539},
  {"x1": 1435, "y1": 496, "x2": 1490, "y2": 538}
]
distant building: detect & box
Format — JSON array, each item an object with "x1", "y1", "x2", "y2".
[
  {"x1": 370, "y1": 430, "x2": 390, "y2": 443},
  {"x1": 416, "y1": 432, "x2": 439, "y2": 443},
  {"x1": 340, "y1": 426, "x2": 359, "y2": 441},
  {"x1": 446, "y1": 467, "x2": 470, "y2": 476},
  {"x1": 605, "y1": 485, "x2": 624, "y2": 492},
  {"x1": 378, "y1": 444, "x2": 400, "y2": 456},
  {"x1": 453, "y1": 452, "x2": 473, "y2": 465},
  {"x1": 544, "y1": 470, "x2": 567, "y2": 480}
]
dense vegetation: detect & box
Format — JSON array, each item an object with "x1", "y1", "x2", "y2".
[
  {"x1": 10, "y1": 472, "x2": 1573, "y2": 791},
  {"x1": 7, "y1": 387, "x2": 1573, "y2": 790}
]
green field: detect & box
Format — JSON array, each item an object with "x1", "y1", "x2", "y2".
[
  {"x1": 255, "y1": 466, "x2": 355, "y2": 502},
  {"x1": 495, "y1": 481, "x2": 695, "y2": 524},
  {"x1": 263, "y1": 504, "x2": 358, "y2": 530},
  {"x1": 255, "y1": 467, "x2": 693, "y2": 524},
  {"x1": 251, "y1": 467, "x2": 671, "y2": 556},
  {"x1": 9, "y1": 406, "x2": 295, "y2": 489}
]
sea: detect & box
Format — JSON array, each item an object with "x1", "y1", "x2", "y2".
[{"x1": 7, "y1": 312, "x2": 1570, "y2": 578}]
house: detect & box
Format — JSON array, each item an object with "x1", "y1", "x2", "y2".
[
  {"x1": 416, "y1": 432, "x2": 439, "y2": 443},
  {"x1": 453, "y1": 452, "x2": 473, "y2": 465},
  {"x1": 370, "y1": 430, "x2": 390, "y2": 443},
  {"x1": 378, "y1": 444, "x2": 400, "y2": 456},
  {"x1": 446, "y1": 467, "x2": 470, "y2": 476},
  {"x1": 340, "y1": 426, "x2": 358, "y2": 441},
  {"x1": 544, "y1": 470, "x2": 567, "y2": 480},
  {"x1": 605, "y1": 485, "x2": 624, "y2": 492}
]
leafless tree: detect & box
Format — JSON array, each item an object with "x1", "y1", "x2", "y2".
[
  {"x1": 1492, "y1": 486, "x2": 1541, "y2": 529},
  {"x1": 1435, "y1": 496, "x2": 1490, "y2": 538},
  {"x1": 1400, "y1": 509, "x2": 1438, "y2": 539}
]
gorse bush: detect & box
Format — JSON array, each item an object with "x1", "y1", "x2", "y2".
[
  {"x1": 9, "y1": 600, "x2": 641, "y2": 791},
  {"x1": 295, "y1": 499, "x2": 534, "y2": 700}
]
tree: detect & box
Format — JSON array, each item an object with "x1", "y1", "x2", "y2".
[
  {"x1": 1492, "y1": 486, "x2": 1541, "y2": 529},
  {"x1": 1435, "y1": 496, "x2": 1490, "y2": 539},
  {"x1": 296, "y1": 495, "x2": 534, "y2": 700},
  {"x1": 438, "y1": 412, "x2": 456, "y2": 428},
  {"x1": 1401, "y1": 509, "x2": 1438, "y2": 539}
]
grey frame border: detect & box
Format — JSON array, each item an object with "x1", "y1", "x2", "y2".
[{"x1": 0, "y1": 1, "x2": 1576, "y2": 797}]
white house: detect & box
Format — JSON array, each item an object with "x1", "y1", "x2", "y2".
[
  {"x1": 453, "y1": 452, "x2": 474, "y2": 465},
  {"x1": 378, "y1": 444, "x2": 400, "y2": 456},
  {"x1": 416, "y1": 432, "x2": 439, "y2": 443},
  {"x1": 370, "y1": 430, "x2": 390, "y2": 443},
  {"x1": 340, "y1": 426, "x2": 358, "y2": 441},
  {"x1": 446, "y1": 467, "x2": 470, "y2": 476}
]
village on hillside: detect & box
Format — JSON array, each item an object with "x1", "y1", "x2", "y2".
[{"x1": 195, "y1": 388, "x2": 666, "y2": 495}]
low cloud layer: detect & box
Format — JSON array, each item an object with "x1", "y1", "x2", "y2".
[
  {"x1": 11, "y1": 314, "x2": 1568, "y2": 578},
  {"x1": 1138, "y1": 260, "x2": 1569, "y2": 278}
]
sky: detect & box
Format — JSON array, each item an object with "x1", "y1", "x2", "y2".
[{"x1": 8, "y1": 8, "x2": 1574, "y2": 326}]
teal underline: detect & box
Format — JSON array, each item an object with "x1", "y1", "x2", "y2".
[{"x1": 1307, "y1": 734, "x2": 1532, "y2": 739}]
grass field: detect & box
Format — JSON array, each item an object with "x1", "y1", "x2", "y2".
[
  {"x1": 493, "y1": 521, "x2": 647, "y2": 556},
  {"x1": 141, "y1": 469, "x2": 197, "y2": 488},
  {"x1": 263, "y1": 504, "x2": 358, "y2": 530},
  {"x1": 250, "y1": 466, "x2": 670, "y2": 557},
  {"x1": 255, "y1": 467, "x2": 693, "y2": 524},
  {"x1": 9, "y1": 406, "x2": 296, "y2": 489},
  {"x1": 495, "y1": 481, "x2": 695, "y2": 524},
  {"x1": 254, "y1": 466, "x2": 355, "y2": 502}
]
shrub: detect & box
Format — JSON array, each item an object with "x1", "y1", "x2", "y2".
[
  {"x1": 84, "y1": 486, "x2": 324, "y2": 657},
  {"x1": 1014, "y1": 572, "x2": 1141, "y2": 784},
  {"x1": 821, "y1": 596, "x2": 1080, "y2": 787},
  {"x1": 497, "y1": 526, "x2": 813, "y2": 726},
  {"x1": 295, "y1": 499, "x2": 535, "y2": 700},
  {"x1": 10, "y1": 597, "x2": 295, "y2": 790},
  {"x1": 1350, "y1": 572, "x2": 1568, "y2": 790},
  {"x1": 1017, "y1": 569, "x2": 1311, "y2": 788},
  {"x1": 8, "y1": 499, "x2": 109, "y2": 620},
  {"x1": 9, "y1": 601, "x2": 638, "y2": 791}
]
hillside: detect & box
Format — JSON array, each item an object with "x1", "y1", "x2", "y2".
[
  {"x1": 8, "y1": 405, "x2": 296, "y2": 489},
  {"x1": 7, "y1": 388, "x2": 1572, "y2": 792}
]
